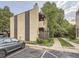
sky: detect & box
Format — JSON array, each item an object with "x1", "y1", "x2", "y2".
[{"x1": 0, "y1": 1, "x2": 79, "y2": 24}]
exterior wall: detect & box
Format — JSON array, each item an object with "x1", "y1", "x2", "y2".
[
  {"x1": 76, "y1": 12, "x2": 79, "y2": 37},
  {"x1": 29, "y1": 8, "x2": 39, "y2": 41},
  {"x1": 14, "y1": 16, "x2": 17, "y2": 38},
  {"x1": 10, "y1": 17, "x2": 15, "y2": 38},
  {"x1": 25, "y1": 11, "x2": 30, "y2": 41},
  {"x1": 76, "y1": 13, "x2": 79, "y2": 28},
  {"x1": 17, "y1": 13, "x2": 25, "y2": 41}
]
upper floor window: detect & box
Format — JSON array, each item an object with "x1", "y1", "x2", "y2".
[{"x1": 39, "y1": 13, "x2": 45, "y2": 21}]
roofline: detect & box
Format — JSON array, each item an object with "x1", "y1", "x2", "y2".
[{"x1": 10, "y1": 9, "x2": 33, "y2": 18}]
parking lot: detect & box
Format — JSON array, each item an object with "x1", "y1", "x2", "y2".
[{"x1": 6, "y1": 47, "x2": 79, "y2": 58}]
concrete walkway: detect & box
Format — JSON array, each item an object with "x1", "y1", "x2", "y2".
[
  {"x1": 52, "y1": 38, "x2": 63, "y2": 50},
  {"x1": 51, "y1": 38, "x2": 79, "y2": 53},
  {"x1": 26, "y1": 38, "x2": 79, "y2": 53},
  {"x1": 62, "y1": 38, "x2": 79, "y2": 50}
]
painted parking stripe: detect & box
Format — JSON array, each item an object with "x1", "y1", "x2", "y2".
[
  {"x1": 46, "y1": 51, "x2": 58, "y2": 58},
  {"x1": 41, "y1": 50, "x2": 47, "y2": 58},
  {"x1": 7, "y1": 48, "x2": 27, "y2": 58},
  {"x1": 41, "y1": 50, "x2": 58, "y2": 58}
]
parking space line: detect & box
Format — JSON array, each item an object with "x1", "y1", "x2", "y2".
[
  {"x1": 7, "y1": 48, "x2": 27, "y2": 58},
  {"x1": 46, "y1": 51, "x2": 58, "y2": 58},
  {"x1": 41, "y1": 50, "x2": 58, "y2": 58},
  {"x1": 41, "y1": 50, "x2": 47, "y2": 58}
]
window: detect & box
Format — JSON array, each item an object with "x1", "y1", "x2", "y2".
[
  {"x1": 39, "y1": 28, "x2": 44, "y2": 32},
  {"x1": 39, "y1": 13, "x2": 45, "y2": 21}
]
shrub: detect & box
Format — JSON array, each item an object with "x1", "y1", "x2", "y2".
[
  {"x1": 36, "y1": 38, "x2": 54, "y2": 46},
  {"x1": 36, "y1": 38, "x2": 43, "y2": 44}
]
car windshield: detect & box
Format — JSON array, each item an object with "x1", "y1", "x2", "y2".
[
  {"x1": 0, "y1": 37, "x2": 12, "y2": 44},
  {"x1": 3, "y1": 37, "x2": 12, "y2": 43}
]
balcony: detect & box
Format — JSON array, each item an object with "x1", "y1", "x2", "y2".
[{"x1": 39, "y1": 21, "x2": 46, "y2": 28}]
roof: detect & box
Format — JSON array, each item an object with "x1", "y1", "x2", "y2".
[{"x1": 11, "y1": 8, "x2": 33, "y2": 18}]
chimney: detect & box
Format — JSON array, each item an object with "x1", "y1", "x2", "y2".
[{"x1": 33, "y1": 3, "x2": 39, "y2": 10}]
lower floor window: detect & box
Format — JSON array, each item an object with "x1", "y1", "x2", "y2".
[{"x1": 39, "y1": 28, "x2": 44, "y2": 32}]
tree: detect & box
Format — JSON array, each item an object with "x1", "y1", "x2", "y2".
[
  {"x1": 66, "y1": 25, "x2": 76, "y2": 39},
  {"x1": 41, "y1": 2, "x2": 75, "y2": 39},
  {"x1": 41, "y1": 2, "x2": 66, "y2": 38},
  {"x1": 0, "y1": 6, "x2": 13, "y2": 35}
]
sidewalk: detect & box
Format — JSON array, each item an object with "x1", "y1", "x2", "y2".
[
  {"x1": 62, "y1": 38, "x2": 79, "y2": 50},
  {"x1": 52, "y1": 38, "x2": 63, "y2": 50},
  {"x1": 26, "y1": 44, "x2": 79, "y2": 54},
  {"x1": 25, "y1": 38, "x2": 79, "y2": 54}
]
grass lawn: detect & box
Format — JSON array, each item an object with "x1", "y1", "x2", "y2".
[
  {"x1": 59, "y1": 38, "x2": 74, "y2": 47},
  {"x1": 73, "y1": 39, "x2": 79, "y2": 44},
  {"x1": 36, "y1": 38, "x2": 54, "y2": 47}
]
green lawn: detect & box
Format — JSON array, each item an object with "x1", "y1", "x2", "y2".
[
  {"x1": 73, "y1": 39, "x2": 79, "y2": 44},
  {"x1": 59, "y1": 38, "x2": 74, "y2": 47},
  {"x1": 36, "y1": 38, "x2": 54, "y2": 47}
]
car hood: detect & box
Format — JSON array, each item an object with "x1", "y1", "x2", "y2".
[
  {"x1": 0, "y1": 44, "x2": 5, "y2": 48},
  {"x1": 0, "y1": 45, "x2": 4, "y2": 49}
]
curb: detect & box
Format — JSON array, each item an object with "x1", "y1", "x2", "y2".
[
  {"x1": 26, "y1": 44, "x2": 51, "y2": 50},
  {"x1": 26, "y1": 44, "x2": 79, "y2": 54}
]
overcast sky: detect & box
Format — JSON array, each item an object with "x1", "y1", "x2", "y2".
[{"x1": 0, "y1": 1, "x2": 78, "y2": 24}]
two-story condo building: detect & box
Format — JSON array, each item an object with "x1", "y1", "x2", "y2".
[{"x1": 10, "y1": 4, "x2": 48, "y2": 41}]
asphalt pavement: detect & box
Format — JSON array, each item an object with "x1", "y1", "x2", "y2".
[{"x1": 6, "y1": 47, "x2": 79, "y2": 58}]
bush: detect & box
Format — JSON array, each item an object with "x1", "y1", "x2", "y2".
[
  {"x1": 36, "y1": 38, "x2": 43, "y2": 44},
  {"x1": 36, "y1": 38, "x2": 54, "y2": 46}
]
